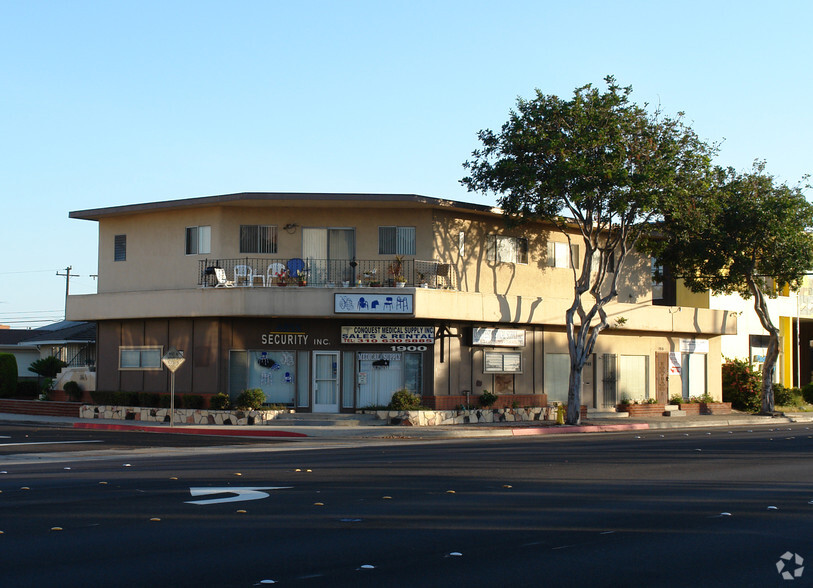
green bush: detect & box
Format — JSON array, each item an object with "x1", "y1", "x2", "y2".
[
  {"x1": 479, "y1": 389, "x2": 498, "y2": 408},
  {"x1": 722, "y1": 358, "x2": 761, "y2": 412},
  {"x1": 388, "y1": 389, "x2": 422, "y2": 411},
  {"x1": 28, "y1": 356, "x2": 68, "y2": 378},
  {"x1": 90, "y1": 390, "x2": 139, "y2": 406},
  {"x1": 15, "y1": 380, "x2": 38, "y2": 399},
  {"x1": 209, "y1": 392, "x2": 231, "y2": 410},
  {"x1": 183, "y1": 394, "x2": 205, "y2": 409},
  {"x1": 0, "y1": 353, "x2": 18, "y2": 398},
  {"x1": 773, "y1": 383, "x2": 801, "y2": 407},
  {"x1": 63, "y1": 380, "x2": 82, "y2": 401},
  {"x1": 234, "y1": 388, "x2": 266, "y2": 410},
  {"x1": 138, "y1": 392, "x2": 161, "y2": 407},
  {"x1": 802, "y1": 382, "x2": 813, "y2": 405}
]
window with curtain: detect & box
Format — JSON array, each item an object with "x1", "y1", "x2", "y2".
[
  {"x1": 487, "y1": 235, "x2": 528, "y2": 264},
  {"x1": 240, "y1": 225, "x2": 277, "y2": 254},
  {"x1": 546, "y1": 241, "x2": 579, "y2": 269},
  {"x1": 379, "y1": 226, "x2": 416, "y2": 255}
]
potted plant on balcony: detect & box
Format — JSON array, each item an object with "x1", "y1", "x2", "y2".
[
  {"x1": 274, "y1": 268, "x2": 289, "y2": 286},
  {"x1": 388, "y1": 255, "x2": 404, "y2": 287},
  {"x1": 295, "y1": 268, "x2": 308, "y2": 287}
]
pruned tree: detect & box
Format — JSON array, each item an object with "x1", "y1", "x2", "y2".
[
  {"x1": 647, "y1": 162, "x2": 813, "y2": 413},
  {"x1": 462, "y1": 76, "x2": 715, "y2": 424}
]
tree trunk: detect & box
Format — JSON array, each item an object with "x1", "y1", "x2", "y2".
[
  {"x1": 747, "y1": 276, "x2": 779, "y2": 414},
  {"x1": 566, "y1": 359, "x2": 584, "y2": 425}
]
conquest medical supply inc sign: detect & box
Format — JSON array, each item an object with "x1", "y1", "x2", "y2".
[{"x1": 341, "y1": 326, "x2": 435, "y2": 344}]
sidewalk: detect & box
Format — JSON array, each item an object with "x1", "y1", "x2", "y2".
[{"x1": 2, "y1": 410, "x2": 812, "y2": 440}]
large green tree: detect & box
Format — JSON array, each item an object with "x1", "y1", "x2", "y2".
[
  {"x1": 648, "y1": 162, "x2": 813, "y2": 413},
  {"x1": 462, "y1": 76, "x2": 715, "y2": 425}
]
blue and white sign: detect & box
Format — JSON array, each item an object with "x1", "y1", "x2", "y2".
[{"x1": 334, "y1": 293, "x2": 413, "y2": 314}]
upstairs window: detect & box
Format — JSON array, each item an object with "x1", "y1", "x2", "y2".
[
  {"x1": 379, "y1": 226, "x2": 415, "y2": 255},
  {"x1": 240, "y1": 225, "x2": 277, "y2": 254},
  {"x1": 185, "y1": 226, "x2": 211, "y2": 255},
  {"x1": 488, "y1": 235, "x2": 528, "y2": 264},
  {"x1": 546, "y1": 241, "x2": 579, "y2": 269},
  {"x1": 114, "y1": 234, "x2": 127, "y2": 262}
]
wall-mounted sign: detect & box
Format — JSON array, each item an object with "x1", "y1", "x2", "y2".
[
  {"x1": 335, "y1": 293, "x2": 413, "y2": 314},
  {"x1": 669, "y1": 352, "x2": 681, "y2": 375},
  {"x1": 341, "y1": 326, "x2": 434, "y2": 344},
  {"x1": 680, "y1": 339, "x2": 709, "y2": 353},
  {"x1": 471, "y1": 327, "x2": 526, "y2": 347},
  {"x1": 484, "y1": 351, "x2": 523, "y2": 373}
]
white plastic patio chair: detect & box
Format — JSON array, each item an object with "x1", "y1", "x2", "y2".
[
  {"x1": 213, "y1": 268, "x2": 234, "y2": 287},
  {"x1": 234, "y1": 265, "x2": 253, "y2": 287}
]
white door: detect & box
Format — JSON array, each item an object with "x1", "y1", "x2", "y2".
[{"x1": 313, "y1": 351, "x2": 340, "y2": 412}]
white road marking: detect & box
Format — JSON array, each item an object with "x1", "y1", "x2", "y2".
[
  {"x1": 0, "y1": 440, "x2": 104, "y2": 447},
  {"x1": 185, "y1": 486, "x2": 292, "y2": 505}
]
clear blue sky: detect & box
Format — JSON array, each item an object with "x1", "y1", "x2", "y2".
[{"x1": 1, "y1": 1, "x2": 810, "y2": 327}]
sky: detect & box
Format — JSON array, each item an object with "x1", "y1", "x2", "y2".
[{"x1": 1, "y1": 0, "x2": 811, "y2": 328}]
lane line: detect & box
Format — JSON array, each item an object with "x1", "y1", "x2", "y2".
[{"x1": 0, "y1": 440, "x2": 104, "y2": 447}]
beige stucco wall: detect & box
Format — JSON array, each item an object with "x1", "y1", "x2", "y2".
[
  {"x1": 431, "y1": 210, "x2": 656, "y2": 302},
  {"x1": 96, "y1": 204, "x2": 436, "y2": 293}
]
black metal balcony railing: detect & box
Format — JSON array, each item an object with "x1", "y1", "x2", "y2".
[{"x1": 198, "y1": 258, "x2": 457, "y2": 290}]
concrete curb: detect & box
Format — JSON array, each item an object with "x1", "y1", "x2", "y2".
[{"x1": 73, "y1": 422, "x2": 309, "y2": 438}]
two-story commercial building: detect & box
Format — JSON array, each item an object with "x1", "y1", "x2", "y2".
[{"x1": 66, "y1": 192, "x2": 737, "y2": 412}]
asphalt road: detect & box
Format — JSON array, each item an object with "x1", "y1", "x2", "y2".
[{"x1": 0, "y1": 423, "x2": 811, "y2": 587}]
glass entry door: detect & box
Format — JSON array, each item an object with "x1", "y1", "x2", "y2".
[{"x1": 313, "y1": 351, "x2": 340, "y2": 412}]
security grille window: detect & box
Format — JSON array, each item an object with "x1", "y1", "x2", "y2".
[
  {"x1": 114, "y1": 234, "x2": 126, "y2": 262},
  {"x1": 240, "y1": 225, "x2": 277, "y2": 254},
  {"x1": 185, "y1": 226, "x2": 211, "y2": 255},
  {"x1": 119, "y1": 347, "x2": 162, "y2": 370},
  {"x1": 487, "y1": 235, "x2": 528, "y2": 264},
  {"x1": 546, "y1": 241, "x2": 579, "y2": 269},
  {"x1": 379, "y1": 226, "x2": 416, "y2": 255}
]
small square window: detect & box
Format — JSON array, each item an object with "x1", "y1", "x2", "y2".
[{"x1": 186, "y1": 226, "x2": 211, "y2": 255}]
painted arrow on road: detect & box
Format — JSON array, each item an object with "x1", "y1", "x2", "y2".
[{"x1": 185, "y1": 486, "x2": 292, "y2": 505}]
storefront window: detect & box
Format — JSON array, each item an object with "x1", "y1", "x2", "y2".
[
  {"x1": 229, "y1": 350, "x2": 297, "y2": 405},
  {"x1": 404, "y1": 352, "x2": 423, "y2": 395}
]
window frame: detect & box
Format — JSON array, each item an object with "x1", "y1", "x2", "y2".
[
  {"x1": 487, "y1": 235, "x2": 529, "y2": 265},
  {"x1": 114, "y1": 234, "x2": 127, "y2": 262},
  {"x1": 378, "y1": 226, "x2": 416, "y2": 255},
  {"x1": 546, "y1": 240, "x2": 580, "y2": 269},
  {"x1": 185, "y1": 225, "x2": 211, "y2": 255},
  {"x1": 119, "y1": 346, "x2": 163, "y2": 370},
  {"x1": 240, "y1": 225, "x2": 278, "y2": 254}
]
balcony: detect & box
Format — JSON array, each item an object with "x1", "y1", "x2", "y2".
[{"x1": 197, "y1": 258, "x2": 457, "y2": 290}]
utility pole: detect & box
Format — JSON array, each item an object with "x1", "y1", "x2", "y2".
[{"x1": 56, "y1": 266, "x2": 80, "y2": 320}]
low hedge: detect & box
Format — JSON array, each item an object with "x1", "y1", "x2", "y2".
[{"x1": 90, "y1": 391, "x2": 208, "y2": 409}]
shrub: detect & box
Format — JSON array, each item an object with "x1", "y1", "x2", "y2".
[
  {"x1": 63, "y1": 380, "x2": 82, "y2": 401},
  {"x1": 15, "y1": 380, "x2": 38, "y2": 399},
  {"x1": 209, "y1": 392, "x2": 231, "y2": 410},
  {"x1": 669, "y1": 394, "x2": 684, "y2": 405},
  {"x1": 28, "y1": 356, "x2": 67, "y2": 378},
  {"x1": 479, "y1": 389, "x2": 498, "y2": 408},
  {"x1": 138, "y1": 392, "x2": 161, "y2": 407},
  {"x1": 0, "y1": 353, "x2": 18, "y2": 398},
  {"x1": 90, "y1": 390, "x2": 139, "y2": 406},
  {"x1": 183, "y1": 394, "x2": 205, "y2": 409},
  {"x1": 722, "y1": 358, "x2": 761, "y2": 412},
  {"x1": 234, "y1": 388, "x2": 266, "y2": 410},
  {"x1": 802, "y1": 382, "x2": 813, "y2": 405},
  {"x1": 388, "y1": 389, "x2": 422, "y2": 411},
  {"x1": 773, "y1": 384, "x2": 802, "y2": 407}
]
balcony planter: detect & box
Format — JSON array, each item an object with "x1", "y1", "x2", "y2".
[{"x1": 700, "y1": 401, "x2": 732, "y2": 415}]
